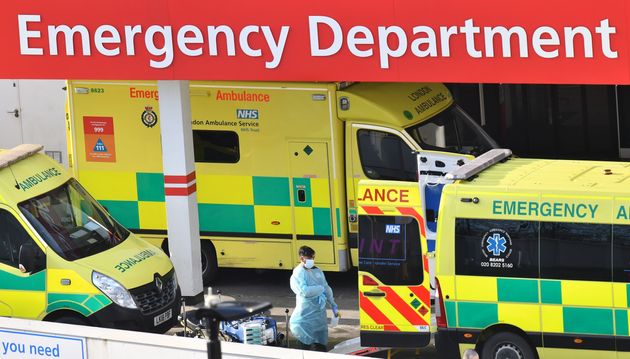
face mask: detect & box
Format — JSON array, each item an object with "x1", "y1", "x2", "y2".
[{"x1": 304, "y1": 259, "x2": 315, "y2": 269}]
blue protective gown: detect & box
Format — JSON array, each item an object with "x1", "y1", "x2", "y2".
[{"x1": 289, "y1": 264, "x2": 338, "y2": 346}]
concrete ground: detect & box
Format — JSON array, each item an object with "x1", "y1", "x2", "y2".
[
  {"x1": 171, "y1": 268, "x2": 360, "y2": 347},
  {"x1": 169, "y1": 268, "x2": 441, "y2": 358}
]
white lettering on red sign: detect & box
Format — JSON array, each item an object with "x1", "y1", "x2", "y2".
[
  {"x1": 17, "y1": 15, "x2": 618, "y2": 70},
  {"x1": 308, "y1": 16, "x2": 618, "y2": 68}
]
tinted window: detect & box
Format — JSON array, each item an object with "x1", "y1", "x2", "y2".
[
  {"x1": 193, "y1": 130, "x2": 239, "y2": 163},
  {"x1": 620, "y1": 86, "x2": 630, "y2": 149},
  {"x1": 358, "y1": 215, "x2": 422, "y2": 285},
  {"x1": 613, "y1": 224, "x2": 630, "y2": 282},
  {"x1": 357, "y1": 130, "x2": 417, "y2": 181},
  {"x1": 19, "y1": 179, "x2": 128, "y2": 261},
  {"x1": 0, "y1": 210, "x2": 37, "y2": 269},
  {"x1": 405, "y1": 105, "x2": 497, "y2": 156},
  {"x1": 455, "y1": 219, "x2": 539, "y2": 278},
  {"x1": 540, "y1": 222, "x2": 611, "y2": 281}
]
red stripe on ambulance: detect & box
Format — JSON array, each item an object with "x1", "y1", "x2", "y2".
[
  {"x1": 408, "y1": 285, "x2": 431, "y2": 305},
  {"x1": 361, "y1": 206, "x2": 384, "y2": 215},
  {"x1": 396, "y1": 207, "x2": 426, "y2": 237},
  {"x1": 359, "y1": 292, "x2": 400, "y2": 331},
  {"x1": 378, "y1": 286, "x2": 429, "y2": 326}
]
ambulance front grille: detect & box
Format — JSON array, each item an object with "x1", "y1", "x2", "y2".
[{"x1": 130, "y1": 270, "x2": 177, "y2": 315}]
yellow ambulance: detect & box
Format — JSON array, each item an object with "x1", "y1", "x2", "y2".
[
  {"x1": 0, "y1": 144, "x2": 180, "y2": 332},
  {"x1": 358, "y1": 149, "x2": 630, "y2": 358},
  {"x1": 65, "y1": 81, "x2": 497, "y2": 284}
]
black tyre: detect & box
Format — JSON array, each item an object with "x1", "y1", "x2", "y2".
[
  {"x1": 55, "y1": 316, "x2": 89, "y2": 326},
  {"x1": 481, "y1": 332, "x2": 535, "y2": 359},
  {"x1": 200, "y1": 240, "x2": 218, "y2": 286},
  {"x1": 162, "y1": 239, "x2": 218, "y2": 286}
]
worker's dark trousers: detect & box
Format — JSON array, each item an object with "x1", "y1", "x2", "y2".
[{"x1": 298, "y1": 340, "x2": 327, "y2": 352}]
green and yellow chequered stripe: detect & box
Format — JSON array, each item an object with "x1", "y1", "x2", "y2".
[
  {"x1": 46, "y1": 293, "x2": 112, "y2": 317},
  {"x1": 0, "y1": 270, "x2": 46, "y2": 291},
  {"x1": 0, "y1": 270, "x2": 111, "y2": 318},
  {"x1": 80, "y1": 171, "x2": 338, "y2": 237},
  {"x1": 445, "y1": 276, "x2": 630, "y2": 337}
]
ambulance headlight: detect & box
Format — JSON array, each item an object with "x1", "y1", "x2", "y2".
[{"x1": 92, "y1": 271, "x2": 138, "y2": 309}]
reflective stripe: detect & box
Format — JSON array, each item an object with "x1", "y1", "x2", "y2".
[
  {"x1": 423, "y1": 255, "x2": 429, "y2": 273},
  {"x1": 409, "y1": 284, "x2": 431, "y2": 304},
  {"x1": 359, "y1": 292, "x2": 400, "y2": 331},
  {"x1": 379, "y1": 286, "x2": 429, "y2": 326},
  {"x1": 358, "y1": 200, "x2": 431, "y2": 336},
  {"x1": 396, "y1": 206, "x2": 426, "y2": 237},
  {"x1": 362, "y1": 206, "x2": 384, "y2": 215}
]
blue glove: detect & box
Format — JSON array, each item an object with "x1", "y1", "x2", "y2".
[{"x1": 332, "y1": 305, "x2": 339, "y2": 317}]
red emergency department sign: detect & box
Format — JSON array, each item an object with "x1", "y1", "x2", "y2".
[{"x1": 1, "y1": 0, "x2": 630, "y2": 83}]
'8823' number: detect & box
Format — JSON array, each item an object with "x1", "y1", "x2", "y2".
[{"x1": 90, "y1": 88, "x2": 105, "y2": 93}]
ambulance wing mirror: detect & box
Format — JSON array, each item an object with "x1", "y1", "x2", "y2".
[{"x1": 18, "y1": 243, "x2": 45, "y2": 274}]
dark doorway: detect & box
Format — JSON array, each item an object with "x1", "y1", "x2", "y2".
[{"x1": 449, "y1": 84, "x2": 620, "y2": 161}]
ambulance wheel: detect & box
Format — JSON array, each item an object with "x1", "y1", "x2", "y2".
[
  {"x1": 55, "y1": 316, "x2": 89, "y2": 326},
  {"x1": 481, "y1": 332, "x2": 535, "y2": 359},
  {"x1": 201, "y1": 241, "x2": 218, "y2": 286}
]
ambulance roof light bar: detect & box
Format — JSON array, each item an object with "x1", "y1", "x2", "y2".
[
  {"x1": 0, "y1": 144, "x2": 44, "y2": 170},
  {"x1": 445, "y1": 148, "x2": 512, "y2": 181}
]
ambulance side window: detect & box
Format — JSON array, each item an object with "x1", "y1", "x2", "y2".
[
  {"x1": 540, "y1": 222, "x2": 611, "y2": 282},
  {"x1": 357, "y1": 129, "x2": 417, "y2": 181},
  {"x1": 0, "y1": 210, "x2": 37, "y2": 269},
  {"x1": 612, "y1": 224, "x2": 630, "y2": 282},
  {"x1": 455, "y1": 218, "x2": 539, "y2": 278},
  {"x1": 192, "y1": 130, "x2": 240, "y2": 163}
]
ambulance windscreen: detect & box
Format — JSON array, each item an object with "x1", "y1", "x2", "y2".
[
  {"x1": 358, "y1": 215, "x2": 422, "y2": 285},
  {"x1": 18, "y1": 179, "x2": 129, "y2": 261},
  {"x1": 406, "y1": 105, "x2": 497, "y2": 156}
]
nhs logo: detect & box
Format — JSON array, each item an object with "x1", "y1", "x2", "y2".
[
  {"x1": 385, "y1": 224, "x2": 401, "y2": 234},
  {"x1": 237, "y1": 109, "x2": 259, "y2": 119}
]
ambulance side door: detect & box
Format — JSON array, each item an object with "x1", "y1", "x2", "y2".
[
  {"x1": 0, "y1": 206, "x2": 47, "y2": 318},
  {"x1": 345, "y1": 123, "x2": 419, "y2": 264}
]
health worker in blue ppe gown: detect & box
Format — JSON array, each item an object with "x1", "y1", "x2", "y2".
[{"x1": 289, "y1": 246, "x2": 339, "y2": 351}]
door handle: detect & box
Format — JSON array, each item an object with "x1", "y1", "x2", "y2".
[
  {"x1": 6, "y1": 109, "x2": 19, "y2": 118},
  {"x1": 297, "y1": 189, "x2": 306, "y2": 203},
  {"x1": 363, "y1": 291, "x2": 386, "y2": 297}
]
